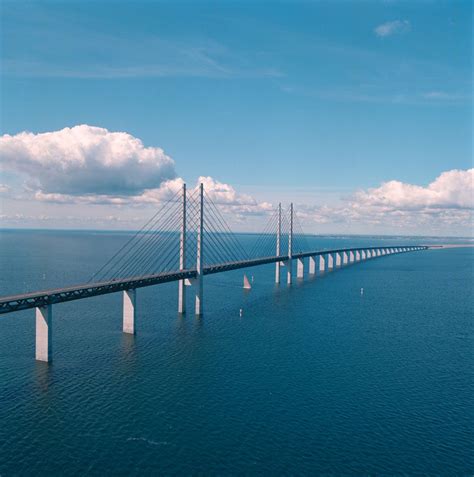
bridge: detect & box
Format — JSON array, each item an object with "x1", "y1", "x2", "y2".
[{"x1": 0, "y1": 184, "x2": 427, "y2": 362}]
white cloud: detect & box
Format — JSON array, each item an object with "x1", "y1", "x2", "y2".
[
  {"x1": 0, "y1": 125, "x2": 176, "y2": 195},
  {"x1": 0, "y1": 125, "x2": 272, "y2": 225},
  {"x1": 374, "y1": 20, "x2": 410, "y2": 37},
  {"x1": 33, "y1": 175, "x2": 272, "y2": 219},
  {"x1": 1, "y1": 124, "x2": 471, "y2": 235},
  {"x1": 197, "y1": 176, "x2": 272, "y2": 216},
  {"x1": 297, "y1": 169, "x2": 473, "y2": 234},
  {"x1": 354, "y1": 169, "x2": 473, "y2": 210}
]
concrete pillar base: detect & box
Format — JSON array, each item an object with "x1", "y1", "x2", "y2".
[
  {"x1": 123, "y1": 289, "x2": 136, "y2": 334},
  {"x1": 178, "y1": 280, "x2": 185, "y2": 314},
  {"x1": 297, "y1": 258, "x2": 304, "y2": 279},
  {"x1": 36, "y1": 305, "x2": 52, "y2": 362},
  {"x1": 309, "y1": 256, "x2": 316, "y2": 275},
  {"x1": 319, "y1": 255, "x2": 325, "y2": 272}
]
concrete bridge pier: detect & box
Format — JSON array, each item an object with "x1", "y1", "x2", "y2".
[
  {"x1": 335, "y1": 252, "x2": 342, "y2": 267},
  {"x1": 319, "y1": 255, "x2": 325, "y2": 272},
  {"x1": 327, "y1": 253, "x2": 334, "y2": 269},
  {"x1": 297, "y1": 258, "x2": 304, "y2": 278},
  {"x1": 355, "y1": 250, "x2": 361, "y2": 261},
  {"x1": 36, "y1": 305, "x2": 52, "y2": 362},
  {"x1": 376, "y1": 249, "x2": 381, "y2": 257},
  {"x1": 349, "y1": 251, "x2": 354, "y2": 263},
  {"x1": 309, "y1": 256, "x2": 316, "y2": 275},
  {"x1": 286, "y1": 260, "x2": 293, "y2": 284},
  {"x1": 123, "y1": 290, "x2": 136, "y2": 334},
  {"x1": 275, "y1": 203, "x2": 282, "y2": 284}
]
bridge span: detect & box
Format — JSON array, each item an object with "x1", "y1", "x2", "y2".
[{"x1": 0, "y1": 184, "x2": 428, "y2": 362}]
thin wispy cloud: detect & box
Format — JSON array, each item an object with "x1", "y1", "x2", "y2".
[
  {"x1": 374, "y1": 20, "x2": 410, "y2": 37},
  {"x1": 1, "y1": 16, "x2": 282, "y2": 80}
]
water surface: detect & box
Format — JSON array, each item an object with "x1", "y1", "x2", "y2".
[{"x1": 0, "y1": 230, "x2": 472, "y2": 474}]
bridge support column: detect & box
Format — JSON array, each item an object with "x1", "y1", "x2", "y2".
[
  {"x1": 335, "y1": 252, "x2": 342, "y2": 267},
  {"x1": 349, "y1": 251, "x2": 354, "y2": 263},
  {"x1": 342, "y1": 251, "x2": 348, "y2": 265},
  {"x1": 123, "y1": 289, "x2": 136, "y2": 334},
  {"x1": 287, "y1": 203, "x2": 293, "y2": 285},
  {"x1": 376, "y1": 249, "x2": 381, "y2": 257},
  {"x1": 309, "y1": 256, "x2": 316, "y2": 275},
  {"x1": 275, "y1": 203, "x2": 281, "y2": 284},
  {"x1": 195, "y1": 183, "x2": 204, "y2": 316},
  {"x1": 355, "y1": 250, "x2": 360, "y2": 261},
  {"x1": 297, "y1": 258, "x2": 304, "y2": 279},
  {"x1": 327, "y1": 253, "x2": 334, "y2": 269},
  {"x1": 178, "y1": 183, "x2": 186, "y2": 314},
  {"x1": 36, "y1": 305, "x2": 52, "y2": 362},
  {"x1": 319, "y1": 255, "x2": 325, "y2": 272}
]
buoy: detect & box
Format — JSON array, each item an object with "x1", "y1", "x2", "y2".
[
  {"x1": 360, "y1": 287, "x2": 364, "y2": 295},
  {"x1": 239, "y1": 308, "x2": 243, "y2": 317}
]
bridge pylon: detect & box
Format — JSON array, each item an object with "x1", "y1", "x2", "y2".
[
  {"x1": 178, "y1": 183, "x2": 186, "y2": 314},
  {"x1": 194, "y1": 183, "x2": 204, "y2": 315}
]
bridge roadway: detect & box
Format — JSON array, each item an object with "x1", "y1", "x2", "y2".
[{"x1": 0, "y1": 246, "x2": 427, "y2": 315}]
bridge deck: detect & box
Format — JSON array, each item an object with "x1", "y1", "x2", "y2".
[{"x1": 0, "y1": 246, "x2": 427, "y2": 314}]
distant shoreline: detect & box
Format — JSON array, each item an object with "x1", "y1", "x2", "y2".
[
  {"x1": 0, "y1": 227, "x2": 473, "y2": 241},
  {"x1": 427, "y1": 244, "x2": 474, "y2": 248}
]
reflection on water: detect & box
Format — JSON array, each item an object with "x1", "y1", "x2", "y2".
[{"x1": 34, "y1": 360, "x2": 53, "y2": 393}]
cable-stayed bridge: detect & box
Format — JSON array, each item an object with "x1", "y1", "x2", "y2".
[{"x1": 0, "y1": 184, "x2": 427, "y2": 362}]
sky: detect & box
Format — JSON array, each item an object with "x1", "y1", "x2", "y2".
[{"x1": 0, "y1": 0, "x2": 472, "y2": 236}]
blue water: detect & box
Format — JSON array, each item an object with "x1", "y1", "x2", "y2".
[{"x1": 0, "y1": 230, "x2": 473, "y2": 475}]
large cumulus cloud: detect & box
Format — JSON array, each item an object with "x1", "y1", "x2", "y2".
[
  {"x1": 354, "y1": 169, "x2": 473, "y2": 210},
  {"x1": 0, "y1": 125, "x2": 176, "y2": 195},
  {"x1": 297, "y1": 169, "x2": 473, "y2": 233}
]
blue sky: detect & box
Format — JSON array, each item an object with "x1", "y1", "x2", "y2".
[{"x1": 0, "y1": 0, "x2": 472, "y2": 235}]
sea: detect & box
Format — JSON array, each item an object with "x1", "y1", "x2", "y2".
[{"x1": 0, "y1": 229, "x2": 472, "y2": 475}]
